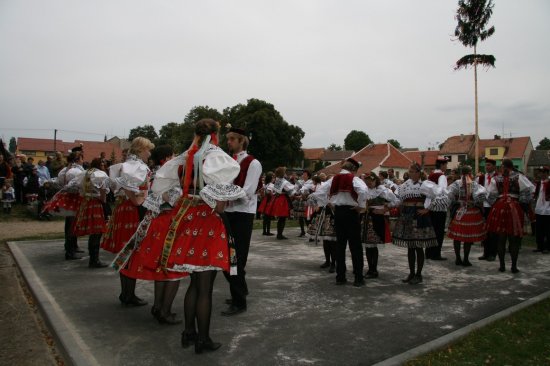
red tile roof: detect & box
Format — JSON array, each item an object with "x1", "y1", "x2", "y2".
[
  {"x1": 440, "y1": 134, "x2": 475, "y2": 154},
  {"x1": 318, "y1": 143, "x2": 411, "y2": 175},
  {"x1": 478, "y1": 137, "x2": 531, "y2": 159},
  {"x1": 322, "y1": 150, "x2": 354, "y2": 161},
  {"x1": 17, "y1": 137, "x2": 124, "y2": 163},
  {"x1": 302, "y1": 148, "x2": 325, "y2": 160},
  {"x1": 403, "y1": 150, "x2": 441, "y2": 166}
]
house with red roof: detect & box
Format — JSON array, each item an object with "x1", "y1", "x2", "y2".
[
  {"x1": 318, "y1": 143, "x2": 412, "y2": 180},
  {"x1": 478, "y1": 135, "x2": 533, "y2": 173},
  {"x1": 439, "y1": 134, "x2": 475, "y2": 170},
  {"x1": 403, "y1": 150, "x2": 441, "y2": 172}
]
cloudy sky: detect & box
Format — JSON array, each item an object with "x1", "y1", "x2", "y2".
[{"x1": 1, "y1": 0, "x2": 548, "y2": 150}]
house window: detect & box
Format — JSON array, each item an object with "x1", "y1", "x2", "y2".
[
  {"x1": 489, "y1": 148, "x2": 498, "y2": 155},
  {"x1": 444, "y1": 155, "x2": 452, "y2": 162},
  {"x1": 458, "y1": 154, "x2": 466, "y2": 163}
]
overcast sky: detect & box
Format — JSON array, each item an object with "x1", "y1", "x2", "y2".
[{"x1": 1, "y1": 0, "x2": 548, "y2": 150}]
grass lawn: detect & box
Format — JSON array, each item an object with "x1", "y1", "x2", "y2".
[{"x1": 0, "y1": 203, "x2": 63, "y2": 222}]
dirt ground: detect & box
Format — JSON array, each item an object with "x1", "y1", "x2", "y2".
[{"x1": 0, "y1": 221, "x2": 64, "y2": 366}]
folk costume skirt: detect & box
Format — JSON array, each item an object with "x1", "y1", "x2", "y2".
[
  {"x1": 448, "y1": 207, "x2": 487, "y2": 243},
  {"x1": 307, "y1": 206, "x2": 336, "y2": 241},
  {"x1": 486, "y1": 197, "x2": 524, "y2": 237},
  {"x1": 101, "y1": 198, "x2": 140, "y2": 254},
  {"x1": 73, "y1": 197, "x2": 106, "y2": 236},
  {"x1": 392, "y1": 206, "x2": 437, "y2": 249},
  {"x1": 121, "y1": 198, "x2": 230, "y2": 281},
  {"x1": 266, "y1": 194, "x2": 291, "y2": 218},
  {"x1": 257, "y1": 195, "x2": 272, "y2": 215},
  {"x1": 43, "y1": 191, "x2": 81, "y2": 216},
  {"x1": 292, "y1": 198, "x2": 306, "y2": 218},
  {"x1": 361, "y1": 212, "x2": 391, "y2": 248}
]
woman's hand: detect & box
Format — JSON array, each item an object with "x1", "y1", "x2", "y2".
[
  {"x1": 417, "y1": 208, "x2": 430, "y2": 216},
  {"x1": 215, "y1": 200, "x2": 226, "y2": 214}
]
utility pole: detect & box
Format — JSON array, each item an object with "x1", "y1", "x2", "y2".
[{"x1": 54, "y1": 129, "x2": 57, "y2": 152}]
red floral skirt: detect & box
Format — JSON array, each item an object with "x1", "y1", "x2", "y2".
[
  {"x1": 101, "y1": 198, "x2": 140, "y2": 254},
  {"x1": 121, "y1": 201, "x2": 229, "y2": 281},
  {"x1": 265, "y1": 195, "x2": 290, "y2": 218},
  {"x1": 73, "y1": 197, "x2": 106, "y2": 236},
  {"x1": 43, "y1": 191, "x2": 81, "y2": 216},
  {"x1": 258, "y1": 196, "x2": 271, "y2": 214},
  {"x1": 448, "y1": 207, "x2": 487, "y2": 243},
  {"x1": 486, "y1": 198, "x2": 524, "y2": 237}
]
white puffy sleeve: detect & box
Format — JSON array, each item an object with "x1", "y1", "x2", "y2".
[
  {"x1": 199, "y1": 149, "x2": 246, "y2": 209},
  {"x1": 379, "y1": 186, "x2": 400, "y2": 207},
  {"x1": 519, "y1": 174, "x2": 535, "y2": 204},
  {"x1": 90, "y1": 170, "x2": 110, "y2": 192},
  {"x1": 114, "y1": 161, "x2": 149, "y2": 193},
  {"x1": 420, "y1": 180, "x2": 443, "y2": 199},
  {"x1": 472, "y1": 181, "x2": 487, "y2": 205}
]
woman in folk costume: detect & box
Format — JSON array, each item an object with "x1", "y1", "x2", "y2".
[
  {"x1": 114, "y1": 119, "x2": 245, "y2": 353},
  {"x1": 43, "y1": 151, "x2": 84, "y2": 260},
  {"x1": 101, "y1": 137, "x2": 154, "y2": 307},
  {"x1": 293, "y1": 170, "x2": 313, "y2": 237},
  {"x1": 70, "y1": 158, "x2": 110, "y2": 268},
  {"x1": 265, "y1": 166, "x2": 295, "y2": 240},
  {"x1": 446, "y1": 165, "x2": 487, "y2": 267},
  {"x1": 308, "y1": 176, "x2": 338, "y2": 273},
  {"x1": 486, "y1": 159, "x2": 535, "y2": 273},
  {"x1": 257, "y1": 171, "x2": 275, "y2": 236},
  {"x1": 392, "y1": 163, "x2": 443, "y2": 285},
  {"x1": 361, "y1": 172, "x2": 399, "y2": 279}
]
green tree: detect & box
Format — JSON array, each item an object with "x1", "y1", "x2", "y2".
[
  {"x1": 344, "y1": 130, "x2": 372, "y2": 152},
  {"x1": 387, "y1": 139, "x2": 402, "y2": 149},
  {"x1": 536, "y1": 137, "x2": 550, "y2": 150},
  {"x1": 327, "y1": 143, "x2": 342, "y2": 151},
  {"x1": 9, "y1": 137, "x2": 16, "y2": 153},
  {"x1": 183, "y1": 105, "x2": 223, "y2": 125},
  {"x1": 128, "y1": 124, "x2": 158, "y2": 141},
  {"x1": 223, "y1": 98, "x2": 305, "y2": 171},
  {"x1": 454, "y1": 0, "x2": 496, "y2": 173}
]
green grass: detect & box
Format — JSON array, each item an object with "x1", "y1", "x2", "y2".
[
  {"x1": 0, "y1": 203, "x2": 63, "y2": 222},
  {"x1": 406, "y1": 298, "x2": 550, "y2": 366}
]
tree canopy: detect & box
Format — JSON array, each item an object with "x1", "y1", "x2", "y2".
[
  {"x1": 387, "y1": 139, "x2": 402, "y2": 149},
  {"x1": 536, "y1": 137, "x2": 550, "y2": 150},
  {"x1": 344, "y1": 130, "x2": 372, "y2": 152},
  {"x1": 9, "y1": 137, "x2": 16, "y2": 153},
  {"x1": 222, "y1": 98, "x2": 304, "y2": 171},
  {"x1": 128, "y1": 124, "x2": 158, "y2": 142},
  {"x1": 327, "y1": 143, "x2": 342, "y2": 151}
]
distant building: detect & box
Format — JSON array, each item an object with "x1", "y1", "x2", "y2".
[
  {"x1": 478, "y1": 135, "x2": 533, "y2": 173},
  {"x1": 403, "y1": 150, "x2": 441, "y2": 172},
  {"x1": 301, "y1": 148, "x2": 354, "y2": 172},
  {"x1": 527, "y1": 150, "x2": 550, "y2": 178},
  {"x1": 439, "y1": 134, "x2": 475, "y2": 170}
]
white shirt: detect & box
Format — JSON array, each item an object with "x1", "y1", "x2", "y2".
[
  {"x1": 65, "y1": 164, "x2": 84, "y2": 186},
  {"x1": 425, "y1": 169, "x2": 448, "y2": 211},
  {"x1": 476, "y1": 171, "x2": 496, "y2": 208},
  {"x1": 312, "y1": 169, "x2": 368, "y2": 208},
  {"x1": 535, "y1": 179, "x2": 550, "y2": 215},
  {"x1": 225, "y1": 151, "x2": 262, "y2": 214}
]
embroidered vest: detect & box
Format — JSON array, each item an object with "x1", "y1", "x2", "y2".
[
  {"x1": 428, "y1": 172, "x2": 444, "y2": 185},
  {"x1": 534, "y1": 180, "x2": 550, "y2": 201},
  {"x1": 329, "y1": 173, "x2": 358, "y2": 201}
]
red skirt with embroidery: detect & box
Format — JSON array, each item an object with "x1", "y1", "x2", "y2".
[
  {"x1": 257, "y1": 195, "x2": 271, "y2": 214},
  {"x1": 73, "y1": 198, "x2": 107, "y2": 236},
  {"x1": 448, "y1": 207, "x2": 487, "y2": 243},
  {"x1": 101, "y1": 198, "x2": 140, "y2": 254},
  {"x1": 486, "y1": 197, "x2": 524, "y2": 237},
  {"x1": 265, "y1": 194, "x2": 290, "y2": 218},
  {"x1": 121, "y1": 202, "x2": 229, "y2": 280},
  {"x1": 42, "y1": 191, "x2": 81, "y2": 216}
]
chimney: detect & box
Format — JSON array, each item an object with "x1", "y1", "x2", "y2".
[
  {"x1": 494, "y1": 135, "x2": 501, "y2": 140},
  {"x1": 460, "y1": 134, "x2": 464, "y2": 142}
]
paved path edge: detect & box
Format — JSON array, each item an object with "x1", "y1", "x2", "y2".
[
  {"x1": 372, "y1": 288, "x2": 550, "y2": 366},
  {"x1": 8, "y1": 240, "x2": 101, "y2": 366}
]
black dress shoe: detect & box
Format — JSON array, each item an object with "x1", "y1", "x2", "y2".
[
  {"x1": 65, "y1": 253, "x2": 82, "y2": 260},
  {"x1": 298, "y1": 232, "x2": 306, "y2": 237},
  {"x1": 276, "y1": 235, "x2": 288, "y2": 240},
  {"x1": 353, "y1": 280, "x2": 365, "y2": 287},
  {"x1": 265, "y1": 232, "x2": 274, "y2": 236},
  {"x1": 402, "y1": 274, "x2": 415, "y2": 283},
  {"x1": 409, "y1": 275, "x2": 423, "y2": 285},
  {"x1": 455, "y1": 258, "x2": 463, "y2": 266},
  {"x1": 486, "y1": 256, "x2": 496, "y2": 262},
  {"x1": 221, "y1": 305, "x2": 247, "y2": 316},
  {"x1": 181, "y1": 331, "x2": 197, "y2": 348},
  {"x1": 335, "y1": 279, "x2": 347, "y2": 285},
  {"x1": 89, "y1": 260, "x2": 108, "y2": 268},
  {"x1": 195, "y1": 338, "x2": 221, "y2": 354},
  {"x1": 511, "y1": 267, "x2": 520, "y2": 274},
  {"x1": 119, "y1": 294, "x2": 148, "y2": 307},
  {"x1": 462, "y1": 260, "x2": 472, "y2": 267},
  {"x1": 320, "y1": 262, "x2": 330, "y2": 269},
  {"x1": 328, "y1": 264, "x2": 336, "y2": 273},
  {"x1": 364, "y1": 271, "x2": 378, "y2": 279},
  {"x1": 432, "y1": 257, "x2": 447, "y2": 261}
]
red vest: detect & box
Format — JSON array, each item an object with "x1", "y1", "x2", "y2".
[
  {"x1": 329, "y1": 173, "x2": 358, "y2": 201},
  {"x1": 234, "y1": 154, "x2": 262, "y2": 191},
  {"x1": 535, "y1": 180, "x2": 550, "y2": 202}
]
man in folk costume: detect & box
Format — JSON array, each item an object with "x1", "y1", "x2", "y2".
[
  {"x1": 425, "y1": 157, "x2": 450, "y2": 260},
  {"x1": 476, "y1": 158, "x2": 498, "y2": 261},
  {"x1": 533, "y1": 166, "x2": 550, "y2": 253},
  {"x1": 486, "y1": 159, "x2": 535, "y2": 273},
  {"x1": 314, "y1": 158, "x2": 368, "y2": 287},
  {"x1": 222, "y1": 126, "x2": 262, "y2": 316}
]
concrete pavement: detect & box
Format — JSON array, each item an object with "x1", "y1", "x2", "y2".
[{"x1": 8, "y1": 228, "x2": 550, "y2": 366}]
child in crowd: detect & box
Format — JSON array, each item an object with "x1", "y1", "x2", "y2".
[{"x1": 2, "y1": 182, "x2": 15, "y2": 213}]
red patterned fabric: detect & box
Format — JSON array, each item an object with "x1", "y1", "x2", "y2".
[
  {"x1": 120, "y1": 202, "x2": 229, "y2": 280},
  {"x1": 73, "y1": 198, "x2": 106, "y2": 236},
  {"x1": 42, "y1": 191, "x2": 81, "y2": 215},
  {"x1": 257, "y1": 194, "x2": 272, "y2": 214},
  {"x1": 101, "y1": 198, "x2": 140, "y2": 253},
  {"x1": 265, "y1": 194, "x2": 291, "y2": 218},
  {"x1": 329, "y1": 173, "x2": 357, "y2": 201},
  {"x1": 486, "y1": 198, "x2": 524, "y2": 237},
  {"x1": 428, "y1": 172, "x2": 444, "y2": 184},
  {"x1": 448, "y1": 207, "x2": 487, "y2": 242}
]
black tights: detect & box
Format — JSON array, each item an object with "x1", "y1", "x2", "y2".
[
  {"x1": 365, "y1": 247, "x2": 379, "y2": 273},
  {"x1": 120, "y1": 273, "x2": 139, "y2": 301},
  {"x1": 184, "y1": 271, "x2": 217, "y2": 341},
  {"x1": 277, "y1": 218, "x2": 286, "y2": 237},
  {"x1": 154, "y1": 280, "x2": 181, "y2": 317},
  {"x1": 262, "y1": 215, "x2": 272, "y2": 234},
  {"x1": 407, "y1": 248, "x2": 424, "y2": 276},
  {"x1": 453, "y1": 241, "x2": 472, "y2": 262},
  {"x1": 497, "y1": 235, "x2": 521, "y2": 271},
  {"x1": 323, "y1": 240, "x2": 337, "y2": 265}
]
